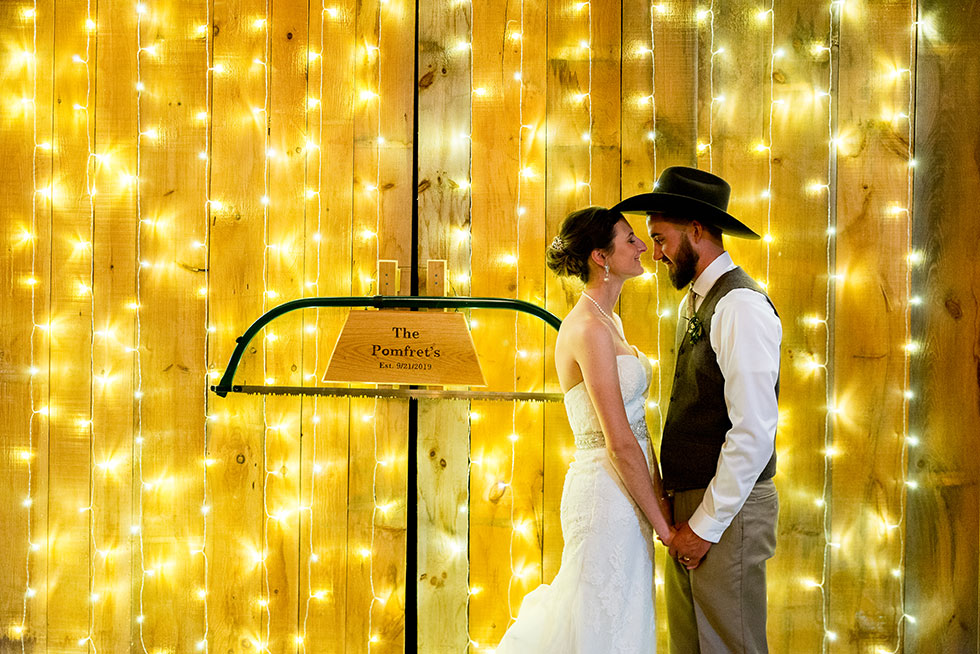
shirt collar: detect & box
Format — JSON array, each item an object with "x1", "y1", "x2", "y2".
[{"x1": 691, "y1": 251, "x2": 736, "y2": 299}]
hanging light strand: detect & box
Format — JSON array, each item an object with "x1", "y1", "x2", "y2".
[
  {"x1": 763, "y1": 0, "x2": 775, "y2": 285},
  {"x1": 504, "y1": 0, "x2": 528, "y2": 625},
  {"x1": 82, "y1": 0, "x2": 101, "y2": 648},
  {"x1": 367, "y1": 1, "x2": 385, "y2": 649},
  {"x1": 134, "y1": 3, "x2": 150, "y2": 651},
  {"x1": 817, "y1": 2, "x2": 842, "y2": 650},
  {"x1": 259, "y1": 2, "x2": 273, "y2": 649},
  {"x1": 893, "y1": 2, "x2": 919, "y2": 647},
  {"x1": 197, "y1": 0, "x2": 215, "y2": 649},
  {"x1": 647, "y1": 0, "x2": 664, "y2": 430},
  {"x1": 20, "y1": 1, "x2": 40, "y2": 648},
  {"x1": 298, "y1": 2, "x2": 327, "y2": 649},
  {"x1": 707, "y1": 3, "x2": 716, "y2": 170}
]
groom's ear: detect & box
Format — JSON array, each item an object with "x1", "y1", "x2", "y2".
[{"x1": 688, "y1": 220, "x2": 703, "y2": 240}]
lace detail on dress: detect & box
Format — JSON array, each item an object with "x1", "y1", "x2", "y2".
[{"x1": 493, "y1": 347, "x2": 656, "y2": 654}]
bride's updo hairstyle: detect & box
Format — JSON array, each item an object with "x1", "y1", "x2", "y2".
[{"x1": 546, "y1": 206, "x2": 623, "y2": 283}]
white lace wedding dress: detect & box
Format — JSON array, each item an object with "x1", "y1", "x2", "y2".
[{"x1": 494, "y1": 348, "x2": 657, "y2": 653}]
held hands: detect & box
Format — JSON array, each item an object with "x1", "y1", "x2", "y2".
[{"x1": 668, "y1": 521, "x2": 711, "y2": 570}]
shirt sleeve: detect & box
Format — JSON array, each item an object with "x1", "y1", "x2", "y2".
[{"x1": 687, "y1": 288, "x2": 781, "y2": 543}]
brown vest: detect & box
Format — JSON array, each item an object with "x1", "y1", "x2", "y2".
[{"x1": 660, "y1": 267, "x2": 778, "y2": 492}]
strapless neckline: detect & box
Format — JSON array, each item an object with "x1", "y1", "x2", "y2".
[{"x1": 563, "y1": 353, "x2": 641, "y2": 395}]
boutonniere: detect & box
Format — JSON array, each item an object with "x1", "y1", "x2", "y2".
[{"x1": 686, "y1": 315, "x2": 704, "y2": 344}]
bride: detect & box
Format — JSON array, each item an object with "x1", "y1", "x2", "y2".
[{"x1": 494, "y1": 207, "x2": 675, "y2": 653}]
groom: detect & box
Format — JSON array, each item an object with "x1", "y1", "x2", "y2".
[{"x1": 613, "y1": 167, "x2": 781, "y2": 654}]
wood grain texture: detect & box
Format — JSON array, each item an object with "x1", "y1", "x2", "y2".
[
  {"x1": 907, "y1": 1, "x2": 980, "y2": 651},
  {"x1": 0, "y1": 2, "x2": 46, "y2": 649},
  {"x1": 762, "y1": 3, "x2": 836, "y2": 651},
  {"x1": 830, "y1": 2, "x2": 915, "y2": 650},
  {"x1": 302, "y1": 1, "x2": 357, "y2": 646},
  {"x1": 618, "y1": 2, "x2": 700, "y2": 646},
  {"x1": 207, "y1": 0, "x2": 268, "y2": 649},
  {"x1": 1, "y1": 2, "x2": 979, "y2": 653}
]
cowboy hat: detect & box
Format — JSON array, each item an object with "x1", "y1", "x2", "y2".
[{"x1": 611, "y1": 166, "x2": 760, "y2": 239}]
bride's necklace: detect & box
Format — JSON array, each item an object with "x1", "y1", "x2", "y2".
[{"x1": 581, "y1": 291, "x2": 613, "y2": 321}]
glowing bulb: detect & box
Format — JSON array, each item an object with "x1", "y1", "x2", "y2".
[{"x1": 811, "y1": 42, "x2": 829, "y2": 56}]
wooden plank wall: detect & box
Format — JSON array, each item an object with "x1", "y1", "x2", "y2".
[
  {"x1": 1, "y1": 1, "x2": 979, "y2": 653},
  {"x1": 907, "y1": 1, "x2": 980, "y2": 652}
]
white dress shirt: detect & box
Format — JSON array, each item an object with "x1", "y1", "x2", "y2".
[{"x1": 678, "y1": 251, "x2": 782, "y2": 543}]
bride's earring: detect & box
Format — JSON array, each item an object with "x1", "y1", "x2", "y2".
[{"x1": 604, "y1": 264, "x2": 610, "y2": 282}]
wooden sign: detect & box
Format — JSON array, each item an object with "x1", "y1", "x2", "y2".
[{"x1": 324, "y1": 310, "x2": 486, "y2": 386}]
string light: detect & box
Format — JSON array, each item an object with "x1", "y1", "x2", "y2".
[
  {"x1": 761, "y1": 0, "x2": 775, "y2": 287},
  {"x1": 816, "y1": 4, "x2": 842, "y2": 648},
  {"x1": 82, "y1": 1, "x2": 100, "y2": 647},
  {"x1": 704, "y1": 4, "x2": 716, "y2": 168},
  {"x1": 135, "y1": 3, "x2": 151, "y2": 650},
  {"x1": 365, "y1": 0, "x2": 386, "y2": 647},
  {"x1": 19, "y1": 0, "x2": 40, "y2": 644},
  {"x1": 891, "y1": 2, "x2": 919, "y2": 649},
  {"x1": 195, "y1": 0, "x2": 216, "y2": 649}
]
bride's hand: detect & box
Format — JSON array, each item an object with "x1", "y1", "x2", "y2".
[{"x1": 656, "y1": 527, "x2": 677, "y2": 547}]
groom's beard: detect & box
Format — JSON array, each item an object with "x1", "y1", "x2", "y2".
[{"x1": 664, "y1": 234, "x2": 699, "y2": 289}]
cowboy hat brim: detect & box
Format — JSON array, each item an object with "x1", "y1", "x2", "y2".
[{"x1": 612, "y1": 192, "x2": 761, "y2": 239}]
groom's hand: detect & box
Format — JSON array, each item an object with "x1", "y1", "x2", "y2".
[{"x1": 668, "y1": 522, "x2": 711, "y2": 569}]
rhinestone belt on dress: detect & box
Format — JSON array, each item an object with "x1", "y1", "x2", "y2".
[{"x1": 573, "y1": 417, "x2": 649, "y2": 450}]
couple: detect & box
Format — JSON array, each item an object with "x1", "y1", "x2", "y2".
[{"x1": 494, "y1": 167, "x2": 781, "y2": 654}]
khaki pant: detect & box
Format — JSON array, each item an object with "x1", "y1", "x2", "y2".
[{"x1": 665, "y1": 480, "x2": 779, "y2": 654}]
